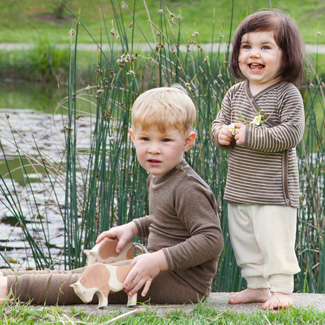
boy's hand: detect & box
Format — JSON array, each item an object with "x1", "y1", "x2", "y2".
[
  {"x1": 96, "y1": 222, "x2": 138, "y2": 254},
  {"x1": 234, "y1": 123, "x2": 246, "y2": 146},
  {"x1": 123, "y1": 250, "x2": 168, "y2": 297},
  {"x1": 218, "y1": 125, "x2": 234, "y2": 146}
]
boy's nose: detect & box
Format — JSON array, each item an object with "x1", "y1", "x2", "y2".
[{"x1": 148, "y1": 144, "x2": 160, "y2": 154}]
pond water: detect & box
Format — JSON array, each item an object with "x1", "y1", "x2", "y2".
[
  {"x1": 0, "y1": 82, "x2": 93, "y2": 270},
  {"x1": 0, "y1": 81, "x2": 67, "y2": 113}
]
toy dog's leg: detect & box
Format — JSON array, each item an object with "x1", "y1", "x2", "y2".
[{"x1": 70, "y1": 263, "x2": 111, "y2": 308}]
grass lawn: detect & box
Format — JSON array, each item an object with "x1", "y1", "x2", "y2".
[
  {"x1": 1, "y1": 300, "x2": 325, "y2": 324},
  {"x1": 1, "y1": 0, "x2": 325, "y2": 45}
]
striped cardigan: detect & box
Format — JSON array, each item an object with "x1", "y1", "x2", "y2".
[{"x1": 211, "y1": 80, "x2": 305, "y2": 208}]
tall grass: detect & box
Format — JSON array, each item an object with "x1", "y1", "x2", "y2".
[{"x1": 0, "y1": 0, "x2": 324, "y2": 293}]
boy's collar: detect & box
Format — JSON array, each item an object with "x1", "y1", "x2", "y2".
[{"x1": 151, "y1": 159, "x2": 187, "y2": 183}]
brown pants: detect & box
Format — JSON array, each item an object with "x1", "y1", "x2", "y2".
[{"x1": 4, "y1": 268, "x2": 205, "y2": 305}]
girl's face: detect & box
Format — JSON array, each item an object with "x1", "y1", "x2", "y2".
[{"x1": 238, "y1": 30, "x2": 282, "y2": 94}]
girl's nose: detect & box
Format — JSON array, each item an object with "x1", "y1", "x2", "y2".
[{"x1": 249, "y1": 48, "x2": 260, "y2": 58}]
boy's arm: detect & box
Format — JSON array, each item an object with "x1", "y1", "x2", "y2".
[
  {"x1": 164, "y1": 181, "x2": 223, "y2": 271},
  {"x1": 133, "y1": 215, "x2": 151, "y2": 238},
  {"x1": 96, "y1": 221, "x2": 138, "y2": 253},
  {"x1": 123, "y1": 249, "x2": 168, "y2": 297}
]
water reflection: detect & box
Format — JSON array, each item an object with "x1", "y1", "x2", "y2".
[
  {"x1": 0, "y1": 81, "x2": 67, "y2": 113},
  {"x1": 0, "y1": 105, "x2": 94, "y2": 269}
]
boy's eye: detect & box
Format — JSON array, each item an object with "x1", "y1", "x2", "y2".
[
  {"x1": 141, "y1": 137, "x2": 150, "y2": 141},
  {"x1": 162, "y1": 138, "x2": 171, "y2": 142}
]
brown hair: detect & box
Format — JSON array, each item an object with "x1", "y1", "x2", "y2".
[{"x1": 230, "y1": 10, "x2": 304, "y2": 85}]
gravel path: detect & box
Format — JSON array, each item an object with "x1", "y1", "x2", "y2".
[{"x1": 1, "y1": 43, "x2": 325, "y2": 53}]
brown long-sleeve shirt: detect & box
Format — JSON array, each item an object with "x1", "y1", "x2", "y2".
[
  {"x1": 211, "y1": 81, "x2": 305, "y2": 208},
  {"x1": 134, "y1": 159, "x2": 224, "y2": 295}
]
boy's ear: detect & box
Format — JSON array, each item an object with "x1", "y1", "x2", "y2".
[
  {"x1": 129, "y1": 129, "x2": 135, "y2": 143},
  {"x1": 184, "y1": 131, "x2": 196, "y2": 152}
]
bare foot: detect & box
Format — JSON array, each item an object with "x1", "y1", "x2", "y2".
[
  {"x1": 262, "y1": 292, "x2": 293, "y2": 310},
  {"x1": 229, "y1": 288, "x2": 271, "y2": 304},
  {"x1": 0, "y1": 273, "x2": 8, "y2": 303}
]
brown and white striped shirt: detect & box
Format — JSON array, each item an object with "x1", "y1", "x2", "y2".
[{"x1": 211, "y1": 80, "x2": 305, "y2": 208}]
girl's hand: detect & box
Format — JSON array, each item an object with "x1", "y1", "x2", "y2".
[
  {"x1": 218, "y1": 125, "x2": 234, "y2": 146},
  {"x1": 234, "y1": 123, "x2": 246, "y2": 146},
  {"x1": 96, "y1": 222, "x2": 138, "y2": 254},
  {"x1": 123, "y1": 250, "x2": 168, "y2": 297}
]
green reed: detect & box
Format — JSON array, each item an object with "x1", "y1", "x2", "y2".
[
  {"x1": 0, "y1": 125, "x2": 58, "y2": 269},
  {"x1": 0, "y1": 0, "x2": 324, "y2": 293}
]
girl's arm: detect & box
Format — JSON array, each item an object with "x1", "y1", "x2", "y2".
[
  {"x1": 242, "y1": 85, "x2": 305, "y2": 152},
  {"x1": 211, "y1": 87, "x2": 235, "y2": 149}
]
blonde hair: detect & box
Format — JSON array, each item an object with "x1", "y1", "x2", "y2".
[{"x1": 131, "y1": 85, "x2": 196, "y2": 137}]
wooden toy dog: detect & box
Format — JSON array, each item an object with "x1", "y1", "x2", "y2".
[
  {"x1": 71, "y1": 260, "x2": 137, "y2": 308},
  {"x1": 84, "y1": 238, "x2": 134, "y2": 265}
]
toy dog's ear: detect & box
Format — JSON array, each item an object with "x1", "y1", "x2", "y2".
[{"x1": 84, "y1": 250, "x2": 97, "y2": 265}]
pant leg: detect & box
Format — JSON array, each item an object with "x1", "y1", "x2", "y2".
[
  {"x1": 228, "y1": 203, "x2": 270, "y2": 289},
  {"x1": 108, "y1": 270, "x2": 205, "y2": 304},
  {"x1": 228, "y1": 203, "x2": 300, "y2": 293},
  {"x1": 251, "y1": 205, "x2": 300, "y2": 293},
  {"x1": 7, "y1": 267, "x2": 203, "y2": 305},
  {"x1": 2, "y1": 268, "x2": 84, "y2": 277},
  {"x1": 7, "y1": 267, "x2": 89, "y2": 305}
]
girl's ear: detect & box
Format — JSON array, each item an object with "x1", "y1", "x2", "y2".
[
  {"x1": 184, "y1": 131, "x2": 196, "y2": 152},
  {"x1": 129, "y1": 129, "x2": 135, "y2": 143}
]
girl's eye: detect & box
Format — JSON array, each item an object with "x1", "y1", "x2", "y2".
[
  {"x1": 242, "y1": 44, "x2": 251, "y2": 50},
  {"x1": 262, "y1": 45, "x2": 270, "y2": 50}
]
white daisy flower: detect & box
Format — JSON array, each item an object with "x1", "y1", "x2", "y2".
[{"x1": 229, "y1": 123, "x2": 236, "y2": 135}]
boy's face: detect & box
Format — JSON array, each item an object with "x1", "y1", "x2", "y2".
[{"x1": 130, "y1": 126, "x2": 195, "y2": 178}]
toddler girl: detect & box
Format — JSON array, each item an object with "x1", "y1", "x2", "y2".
[{"x1": 211, "y1": 10, "x2": 305, "y2": 310}]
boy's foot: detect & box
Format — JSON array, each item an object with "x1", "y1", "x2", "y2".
[
  {"x1": 0, "y1": 272, "x2": 8, "y2": 303},
  {"x1": 262, "y1": 292, "x2": 293, "y2": 310},
  {"x1": 229, "y1": 288, "x2": 271, "y2": 304}
]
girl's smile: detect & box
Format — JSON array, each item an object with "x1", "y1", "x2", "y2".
[{"x1": 238, "y1": 30, "x2": 282, "y2": 95}]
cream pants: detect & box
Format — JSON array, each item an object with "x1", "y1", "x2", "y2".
[{"x1": 228, "y1": 204, "x2": 300, "y2": 294}]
